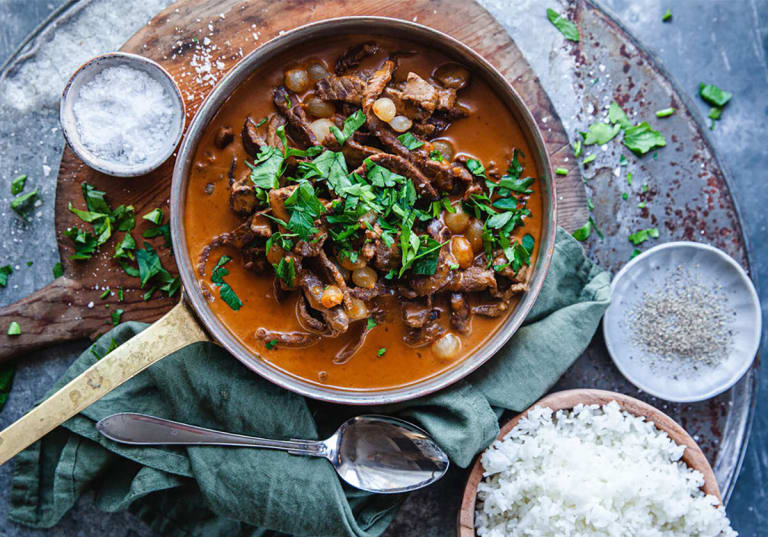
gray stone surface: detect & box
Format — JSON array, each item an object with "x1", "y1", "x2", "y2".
[{"x1": 0, "y1": 0, "x2": 765, "y2": 535}]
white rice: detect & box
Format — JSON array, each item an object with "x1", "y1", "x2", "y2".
[{"x1": 475, "y1": 401, "x2": 737, "y2": 537}]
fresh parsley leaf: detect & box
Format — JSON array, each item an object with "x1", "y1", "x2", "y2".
[
  {"x1": 63, "y1": 227, "x2": 99, "y2": 260},
  {"x1": 366, "y1": 318, "x2": 377, "y2": 331},
  {"x1": 619, "y1": 154, "x2": 628, "y2": 166},
  {"x1": 143, "y1": 287, "x2": 156, "y2": 301},
  {"x1": 275, "y1": 256, "x2": 296, "y2": 287},
  {"x1": 656, "y1": 107, "x2": 676, "y2": 118},
  {"x1": 555, "y1": 167, "x2": 568, "y2": 176},
  {"x1": 114, "y1": 233, "x2": 136, "y2": 260},
  {"x1": 209, "y1": 255, "x2": 242, "y2": 310},
  {"x1": 377, "y1": 347, "x2": 386, "y2": 357},
  {"x1": 608, "y1": 101, "x2": 632, "y2": 130},
  {"x1": 630, "y1": 248, "x2": 642, "y2": 259},
  {"x1": 637, "y1": 201, "x2": 647, "y2": 209},
  {"x1": 11, "y1": 188, "x2": 39, "y2": 220},
  {"x1": 522, "y1": 233, "x2": 535, "y2": 253},
  {"x1": 628, "y1": 227, "x2": 660, "y2": 245},
  {"x1": 486, "y1": 211, "x2": 513, "y2": 229},
  {"x1": 284, "y1": 181, "x2": 326, "y2": 240},
  {"x1": 582, "y1": 122, "x2": 621, "y2": 146},
  {"x1": 582, "y1": 153, "x2": 596, "y2": 165},
  {"x1": 142, "y1": 223, "x2": 171, "y2": 247},
  {"x1": 52, "y1": 262, "x2": 64, "y2": 278},
  {"x1": 265, "y1": 339, "x2": 278, "y2": 350},
  {"x1": 100, "y1": 289, "x2": 111, "y2": 299},
  {"x1": 466, "y1": 159, "x2": 486, "y2": 176},
  {"x1": 708, "y1": 107, "x2": 722, "y2": 120},
  {"x1": 622, "y1": 192, "x2": 629, "y2": 201},
  {"x1": 397, "y1": 132, "x2": 424, "y2": 150},
  {"x1": 546, "y1": 8, "x2": 579, "y2": 42},
  {"x1": 573, "y1": 140, "x2": 583, "y2": 157},
  {"x1": 662, "y1": 9, "x2": 672, "y2": 22},
  {"x1": 10, "y1": 175, "x2": 26, "y2": 195},
  {"x1": 0, "y1": 265, "x2": 12, "y2": 287},
  {"x1": 627, "y1": 172, "x2": 633, "y2": 185},
  {"x1": 623, "y1": 122, "x2": 666, "y2": 155},
  {"x1": 247, "y1": 146, "x2": 284, "y2": 189},
  {"x1": 497, "y1": 175, "x2": 535, "y2": 194},
  {"x1": 219, "y1": 284, "x2": 242, "y2": 311},
  {"x1": 699, "y1": 83, "x2": 732, "y2": 108},
  {"x1": 429, "y1": 149, "x2": 445, "y2": 162},
  {"x1": 313, "y1": 150, "x2": 352, "y2": 193},
  {"x1": 136, "y1": 242, "x2": 163, "y2": 287},
  {"x1": 111, "y1": 309, "x2": 124, "y2": 326},
  {"x1": 330, "y1": 109, "x2": 366, "y2": 145},
  {"x1": 572, "y1": 221, "x2": 592, "y2": 241},
  {"x1": 7, "y1": 321, "x2": 20, "y2": 336},
  {"x1": 142, "y1": 208, "x2": 163, "y2": 225},
  {"x1": 448, "y1": 263, "x2": 459, "y2": 270}
]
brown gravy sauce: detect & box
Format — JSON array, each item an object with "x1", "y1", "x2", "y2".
[{"x1": 184, "y1": 36, "x2": 542, "y2": 391}]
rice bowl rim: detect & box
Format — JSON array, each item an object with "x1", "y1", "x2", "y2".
[{"x1": 457, "y1": 388, "x2": 721, "y2": 537}]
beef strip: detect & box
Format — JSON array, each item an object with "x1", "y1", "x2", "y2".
[
  {"x1": 355, "y1": 152, "x2": 436, "y2": 199},
  {"x1": 214, "y1": 126, "x2": 234, "y2": 149},
  {"x1": 266, "y1": 113, "x2": 287, "y2": 150},
  {"x1": 297, "y1": 295, "x2": 327, "y2": 332},
  {"x1": 242, "y1": 116, "x2": 267, "y2": 157},
  {"x1": 402, "y1": 298, "x2": 432, "y2": 328},
  {"x1": 372, "y1": 237, "x2": 400, "y2": 272},
  {"x1": 382, "y1": 87, "x2": 431, "y2": 121},
  {"x1": 450, "y1": 292, "x2": 471, "y2": 334},
  {"x1": 335, "y1": 41, "x2": 380, "y2": 74},
  {"x1": 314, "y1": 74, "x2": 367, "y2": 105},
  {"x1": 401, "y1": 72, "x2": 457, "y2": 114},
  {"x1": 403, "y1": 309, "x2": 445, "y2": 346},
  {"x1": 230, "y1": 170, "x2": 258, "y2": 216},
  {"x1": 242, "y1": 244, "x2": 269, "y2": 273},
  {"x1": 348, "y1": 282, "x2": 390, "y2": 302},
  {"x1": 447, "y1": 265, "x2": 498, "y2": 294},
  {"x1": 256, "y1": 327, "x2": 320, "y2": 347},
  {"x1": 268, "y1": 184, "x2": 298, "y2": 223},
  {"x1": 273, "y1": 86, "x2": 318, "y2": 147},
  {"x1": 249, "y1": 213, "x2": 273, "y2": 238},
  {"x1": 341, "y1": 138, "x2": 382, "y2": 168},
  {"x1": 197, "y1": 220, "x2": 256, "y2": 277},
  {"x1": 471, "y1": 300, "x2": 509, "y2": 317}
]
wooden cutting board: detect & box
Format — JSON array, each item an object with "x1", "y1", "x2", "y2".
[{"x1": 0, "y1": 0, "x2": 587, "y2": 362}]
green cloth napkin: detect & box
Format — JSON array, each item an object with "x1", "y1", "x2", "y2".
[{"x1": 9, "y1": 228, "x2": 610, "y2": 537}]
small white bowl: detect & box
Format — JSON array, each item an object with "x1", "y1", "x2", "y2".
[
  {"x1": 59, "y1": 52, "x2": 185, "y2": 177},
  {"x1": 603, "y1": 241, "x2": 761, "y2": 402}
]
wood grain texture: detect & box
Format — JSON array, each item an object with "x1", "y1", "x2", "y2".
[
  {"x1": 0, "y1": 300, "x2": 208, "y2": 466},
  {"x1": 458, "y1": 389, "x2": 722, "y2": 537},
  {"x1": 0, "y1": 0, "x2": 586, "y2": 362}
]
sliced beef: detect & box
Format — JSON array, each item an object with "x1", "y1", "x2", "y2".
[
  {"x1": 249, "y1": 213, "x2": 273, "y2": 238},
  {"x1": 242, "y1": 244, "x2": 269, "y2": 273},
  {"x1": 314, "y1": 74, "x2": 367, "y2": 105},
  {"x1": 408, "y1": 248, "x2": 453, "y2": 296},
  {"x1": 382, "y1": 87, "x2": 431, "y2": 122},
  {"x1": 450, "y1": 292, "x2": 471, "y2": 334},
  {"x1": 266, "y1": 113, "x2": 287, "y2": 150},
  {"x1": 333, "y1": 324, "x2": 369, "y2": 364},
  {"x1": 342, "y1": 138, "x2": 382, "y2": 168},
  {"x1": 372, "y1": 238, "x2": 400, "y2": 272},
  {"x1": 401, "y1": 72, "x2": 439, "y2": 113},
  {"x1": 362, "y1": 60, "x2": 397, "y2": 111},
  {"x1": 214, "y1": 126, "x2": 234, "y2": 149},
  {"x1": 242, "y1": 116, "x2": 267, "y2": 157},
  {"x1": 256, "y1": 328, "x2": 320, "y2": 347},
  {"x1": 335, "y1": 42, "x2": 380, "y2": 74},
  {"x1": 273, "y1": 86, "x2": 318, "y2": 147},
  {"x1": 471, "y1": 300, "x2": 509, "y2": 317},
  {"x1": 268, "y1": 184, "x2": 298, "y2": 223},
  {"x1": 230, "y1": 170, "x2": 258, "y2": 216},
  {"x1": 349, "y1": 282, "x2": 390, "y2": 302},
  {"x1": 356, "y1": 152, "x2": 437, "y2": 200},
  {"x1": 404, "y1": 309, "x2": 445, "y2": 346},
  {"x1": 447, "y1": 265, "x2": 498, "y2": 294},
  {"x1": 402, "y1": 298, "x2": 432, "y2": 328},
  {"x1": 297, "y1": 296, "x2": 327, "y2": 332}
]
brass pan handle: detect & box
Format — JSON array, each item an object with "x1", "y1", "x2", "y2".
[{"x1": 0, "y1": 299, "x2": 208, "y2": 466}]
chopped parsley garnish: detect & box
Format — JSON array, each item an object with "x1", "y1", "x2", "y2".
[
  {"x1": 628, "y1": 227, "x2": 660, "y2": 245},
  {"x1": 90, "y1": 337, "x2": 118, "y2": 359},
  {"x1": 0, "y1": 265, "x2": 12, "y2": 288},
  {"x1": 582, "y1": 153, "x2": 596, "y2": 165},
  {"x1": 265, "y1": 339, "x2": 278, "y2": 350},
  {"x1": 274, "y1": 256, "x2": 296, "y2": 288},
  {"x1": 662, "y1": 9, "x2": 672, "y2": 22},
  {"x1": 637, "y1": 201, "x2": 647, "y2": 209},
  {"x1": 573, "y1": 140, "x2": 582, "y2": 157},
  {"x1": 377, "y1": 347, "x2": 387, "y2": 357},
  {"x1": 397, "y1": 132, "x2": 424, "y2": 150},
  {"x1": 366, "y1": 318, "x2": 377, "y2": 331},
  {"x1": 699, "y1": 83, "x2": 732, "y2": 108},
  {"x1": 656, "y1": 107, "x2": 676, "y2": 118},
  {"x1": 466, "y1": 159, "x2": 486, "y2": 176},
  {"x1": 627, "y1": 172, "x2": 633, "y2": 186},
  {"x1": 142, "y1": 208, "x2": 163, "y2": 225},
  {"x1": 546, "y1": 8, "x2": 579, "y2": 42},
  {"x1": 582, "y1": 122, "x2": 621, "y2": 146},
  {"x1": 330, "y1": 109, "x2": 366, "y2": 145},
  {"x1": 11, "y1": 188, "x2": 39, "y2": 221},
  {"x1": 52, "y1": 262, "x2": 64, "y2": 278},
  {"x1": 211, "y1": 255, "x2": 243, "y2": 310},
  {"x1": 555, "y1": 167, "x2": 568, "y2": 176},
  {"x1": 7, "y1": 321, "x2": 21, "y2": 336},
  {"x1": 10, "y1": 175, "x2": 26, "y2": 195},
  {"x1": 608, "y1": 101, "x2": 632, "y2": 130},
  {"x1": 100, "y1": 289, "x2": 111, "y2": 299},
  {"x1": 623, "y1": 122, "x2": 666, "y2": 155},
  {"x1": 135, "y1": 242, "x2": 180, "y2": 297},
  {"x1": 255, "y1": 117, "x2": 268, "y2": 128},
  {"x1": 111, "y1": 309, "x2": 124, "y2": 326},
  {"x1": 630, "y1": 248, "x2": 642, "y2": 259},
  {"x1": 572, "y1": 220, "x2": 591, "y2": 241},
  {"x1": 619, "y1": 154, "x2": 628, "y2": 166},
  {"x1": 449, "y1": 263, "x2": 459, "y2": 270},
  {"x1": 428, "y1": 149, "x2": 445, "y2": 162},
  {"x1": 0, "y1": 363, "x2": 15, "y2": 410},
  {"x1": 622, "y1": 192, "x2": 628, "y2": 201}
]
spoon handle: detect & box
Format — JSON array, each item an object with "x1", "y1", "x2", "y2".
[{"x1": 96, "y1": 413, "x2": 327, "y2": 457}]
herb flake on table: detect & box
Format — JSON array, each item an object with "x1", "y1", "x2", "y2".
[
  {"x1": 699, "y1": 83, "x2": 732, "y2": 108},
  {"x1": 142, "y1": 208, "x2": 163, "y2": 225},
  {"x1": 623, "y1": 122, "x2": 666, "y2": 155},
  {"x1": 662, "y1": 9, "x2": 672, "y2": 22},
  {"x1": 582, "y1": 122, "x2": 621, "y2": 146},
  {"x1": 0, "y1": 265, "x2": 12, "y2": 288},
  {"x1": 100, "y1": 288, "x2": 111, "y2": 299},
  {"x1": 7, "y1": 321, "x2": 21, "y2": 336},
  {"x1": 111, "y1": 309, "x2": 124, "y2": 326},
  {"x1": 52, "y1": 262, "x2": 64, "y2": 278},
  {"x1": 628, "y1": 227, "x2": 660, "y2": 245},
  {"x1": 608, "y1": 101, "x2": 632, "y2": 130},
  {"x1": 0, "y1": 363, "x2": 15, "y2": 412},
  {"x1": 546, "y1": 8, "x2": 580, "y2": 42},
  {"x1": 572, "y1": 220, "x2": 592, "y2": 241},
  {"x1": 11, "y1": 188, "x2": 39, "y2": 221},
  {"x1": 582, "y1": 153, "x2": 596, "y2": 165},
  {"x1": 555, "y1": 168, "x2": 568, "y2": 176},
  {"x1": 366, "y1": 318, "x2": 377, "y2": 331},
  {"x1": 656, "y1": 107, "x2": 676, "y2": 118},
  {"x1": 10, "y1": 175, "x2": 26, "y2": 195}
]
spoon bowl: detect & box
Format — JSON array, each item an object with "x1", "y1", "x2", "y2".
[{"x1": 96, "y1": 412, "x2": 449, "y2": 494}]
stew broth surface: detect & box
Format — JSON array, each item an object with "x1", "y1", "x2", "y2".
[{"x1": 184, "y1": 35, "x2": 543, "y2": 390}]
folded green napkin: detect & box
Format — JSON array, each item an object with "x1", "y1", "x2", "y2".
[{"x1": 9, "y1": 228, "x2": 610, "y2": 537}]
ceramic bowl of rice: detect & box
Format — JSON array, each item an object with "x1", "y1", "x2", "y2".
[{"x1": 458, "y1": 389, "x2": 736, "y2": 537}]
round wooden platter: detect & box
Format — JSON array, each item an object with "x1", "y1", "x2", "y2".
[
  {"x1": 0, "y1": 0, "x2": 587, "y2": 362},
  {"x1": 457, "y1": 389, "x2": 722, "y2": 537}
]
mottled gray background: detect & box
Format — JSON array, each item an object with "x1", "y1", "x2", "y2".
[{"x1": 0, "y1": 0, "x2": 765, "y2": 535}]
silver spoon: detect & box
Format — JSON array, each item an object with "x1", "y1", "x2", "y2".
[{"x1": 96, "y1": 413, "x2": 449, "y2": 494}]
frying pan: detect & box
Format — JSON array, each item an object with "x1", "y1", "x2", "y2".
[{"x1": 0, "y1": 17, "x2": 556, "y2": 465}]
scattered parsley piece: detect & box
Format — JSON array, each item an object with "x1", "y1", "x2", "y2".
[
  {"x1": 627, "y1": 172, "x2": 633, "y2": 186},
  {"x1": 466, "y1": 159, "x2": 486, "y2": 177},
  {"x1": 397, "y1": 132, "x2": 425, "y2": 150},
  {"x1": 10, "y1": 175, "x2": 27, "y2": 195},
  {"x1": 642, "y1": 184, "x2": 649, "y2": 193},
  {"x1": 0, "y1": 364, "x2": 15, "y2": 411},
  {"x1": 330, "y1": 109, "x2": 366, "y2": 145},
  {"x1": 90, "y1": 337, "x2": 119, "y2": 360},
  {"x1": 211, "y1": 255, "x2": 243, "y2": 310},
  {"x1": 628, "y1": 227, "x2": 660, "y2": 245},
  {"x1": 619, "y1": 154, "x2": 628, "y2": 166},
  {"x1": 7, "y1": 321, "x2": 21, "y2": 336},
  {"x1": 248, "y1": 145, "x2": 285, "y2": 190},
  {"x1": 0, "y1": 265, "x2": 12, "y2": 287},
  {"x1": 555, "y1": 167, "x2": 568, "y2": 176},
  {"x1": 572, "y1": 221, "x2": 592, "y2": 241},
  {"x1": 274, "y1": 256, "x2": 296, "y2": 288},
  {"x1": 265, "y1": 339, "x2": 278, "y2": 350},
  {"x1": 366, "y1": 318, "x2": 377, "y2": 331},
  {"x1": 546, "y1": 8, "x2": 579, "y2": 42},
  {"x1": 11, "y1": 188, "x2": 39, "y2": 221},
  {"x1": 656, "y1": 107, "x2": 676, "y2": 118},
  {"x1": 699, "y1": 83, "x2": 732, "y2": 108},
  {"x1": 622, "y1": 192, "x2": 629, "y2": 200},
  {"x1": 708, "y1": 107, "x2": 722, "y2": 121},
  {"x1": 118, "y1": 288, "x2": 124, "y2": 302},
  {"x1": 52, "y1": 262, "x2": 64, "y2": 278},
  {"x1": 377, "y1": 348, "x2": 387, "y2": 357},
  {"x1": 587, "y1": 198, "x2": 594, "y2": 211},
  {"x1": 100, "y1": 289, "x2": 111, "y2": 299},
  {"x1": 143, "y1": 287, "x2": 156, "y2": 301},
  {"x1": 26, "y1": 261, "x2": 32, "y2": 267},
  {"x1": 662, "y1": 8, "x2": 672, "y2": 22},
  {"x1": 111, "y1": 309, "x2": 124, "y2": 326},
  {"x1": 428, "y1": 149, "x2": 445, "y2": 162},
  {"x1": 623, "y1": 122, "x2": 666, "y2": 155},
  {"x1": 637, "y1": 201, "x2": 647, "y2": 209},
  {"x1": 573, "y1": 140, "x2": 583, "y2": 157},
  {"x1": 142, "y1": 208, "x2": 163, "y2": 225},
  {"x1": 582, "y1": 122, "x2": 621, "y2": 146},
  {"x1": 630, "y1": 248, "x2": 642, "y2": 260},
  {"x1": 448, "y1": 263, "x2": 460, "y2": 270},
  {"x1": 608, "y1": 102, "x2": 632, "y2": 130},
  {"x1": 582, "y1": 153, "x2": 596, "y2": 165}
]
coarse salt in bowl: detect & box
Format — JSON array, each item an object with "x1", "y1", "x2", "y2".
[{"x1": 60, "y1": 52, "x2": 185, "y2": 177}]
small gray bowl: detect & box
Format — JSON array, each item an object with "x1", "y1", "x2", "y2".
[
  {"x1": 60, "y1": 52, "x2": 185, "y2": 177},
  {"x1": 603, "y1": 241, "x2": 761, "y2": 402}
]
